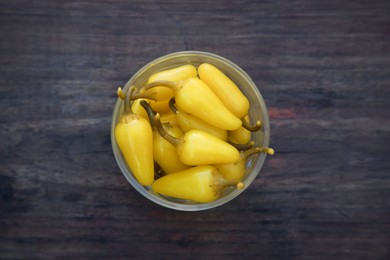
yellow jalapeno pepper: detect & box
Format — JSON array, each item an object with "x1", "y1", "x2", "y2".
[
  {"x1": 147, "y1": 64, "x2": 198, "y2": 83},
  {"x1": 115, "y1": 87, "x2": 154, "y2": 186},
  {"x1": 140, "y1": 100, "x2": 190, "y2": 174},
  {"x1": 152, "y1": 165, "x2": 244, "y2": 203},
  {"x1": 198, "y1": 64, "x2": 262, "y2": 132},
  {"x1": 169, "y1": 98, "x2": 227, "y2": 140},
  {"x1": 155, "y1": 114, "x2": 240, "y2": 165},
  {"x1": 198, "y1": 63, "x2": 250, "y2": 119},
  {"x1": 144, "y1": 78, "x2": 242, "y2": 130},
  {"x1": 228, "y1": 115, "x2": 252, "y2": 144},
  {"x1": 137, "y1": 64, "x2": 198, "y2": 108},
  {"x1": 216, "y1": 147, "x2": 274, "y2": 181}
]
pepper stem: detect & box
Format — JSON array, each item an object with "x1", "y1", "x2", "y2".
[
  {"x1": 143, "y1": 80, "x2": 181, "y2": 93},
  {"x1": 132, "y1": 91, "x2": 158, "y2": 101},
  {"x1": 154, "y1": 113, "x2": 181, "y2": 146},
  {"x1": 241, "y1": 146, "x2": 275, "y2": 161},
  {"x1": 140, "y1": 100, "x2": 157, "y2": 129},
  {"x1": 241, "y1": 117, "x2": 261, "y2": 132},
  {"x1": 221, "y1": 179, "x2": 245, "y2": 190},
  {"x1": 212, "y1": 173, "x2": 245, "y2": 196},
  {"x1": 117, "y1": 87, "x2": 158, "y2": 101},
  {"x1": 228, "y1": 140, "x2": 255, "y2": 150},
  {"x1": 168, "y1": 97, "x2": 178, "y2": 114},
  {"x1": 122, "y1": 86, "x2": 136, "y2": 114}
]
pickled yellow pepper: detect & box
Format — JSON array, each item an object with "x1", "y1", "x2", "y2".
[
  {"x1": 145, "y1": 64, "x2": 198, "y2": 114},
  {"x1": 155, "y1": 114, "x2": 240, "y2": 165},
  {"x1": 228, "y1": 115, "x2": 252, "y2": 144},
  {"x1": 198, "y1": 63, "x2": 261, "y2": 132},
  {"x1": 147, "y1": 64, "x2": 198, "y2": 83},
  {"x1": 152, "y1": 165, "x2": 244, "y2": 203},
  {"x1": 115, "y1": 87, "x2": 154, "y2": 186},
  {"x1": 144, "y1": 78, "x2": 242, "y2": 130},
  {"x1": 169, "y1": 98, "x2": 227, "y2": 140},
  {"x1": 198, "y1": 63, "x2": 249, "y2": 119}
]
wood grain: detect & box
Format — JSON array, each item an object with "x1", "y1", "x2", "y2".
[{"x1": 1, "y1": 0, "x2": 389, "y2": 259}]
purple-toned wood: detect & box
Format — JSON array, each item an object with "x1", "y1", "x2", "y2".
[{"x1": 1, "y1": 0, "x2": 389, "y2": 259}]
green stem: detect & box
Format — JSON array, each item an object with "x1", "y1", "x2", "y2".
[
  {"x1": 228, "y1": 140, "x2": 255, "y2": 150},
  {"x1": 117, "y1": 87, "x2": 158, "y2": 101},
  {"x1": 140, "y1": 100, "x2": 157, "y2": 129},
  {"x1": 154, "y1": 114, "x2": 181, "y2": 146},
  {"x1": 132, "y1": 90, "x2": 158, "y2": 101},
  {"x1": 241, "y1": 146, "x2": 274, "y2": 161},
  {"x1": 212, "y1": 174, "x2": 245, "y2": 196},
  {"x1": 221, "y1": 180, "x2": 245, "y2": 190},
  {"x1": 124, "y1": 86, "x2": 136, "y2": 114},
  {"x1": 241, "y1": 117, "x2": 261, "y2": 132},
  {"x1": 168, "y1": 97, "x2": 178, "y2": 114}
]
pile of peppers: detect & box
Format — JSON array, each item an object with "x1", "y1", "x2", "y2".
[{"x1": 115, "y1": 63, "x2": 274, "y2": 203}]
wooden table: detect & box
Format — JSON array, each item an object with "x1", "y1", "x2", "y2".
[{"x1": 1, "y1": 0, "x2": 389, "y2": 259}]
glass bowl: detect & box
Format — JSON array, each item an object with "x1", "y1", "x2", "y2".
[{"x1": 111, "y1": 51, "x2": 270, "y2": 211}]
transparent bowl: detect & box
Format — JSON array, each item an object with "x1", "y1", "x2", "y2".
[{"x1": 111, "y1": 51, "x2": 270, "y2": 211}]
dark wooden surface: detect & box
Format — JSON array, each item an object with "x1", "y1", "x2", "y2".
[{"x1": 1, "y1": 0, "x2": 389, "y2": 259}]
